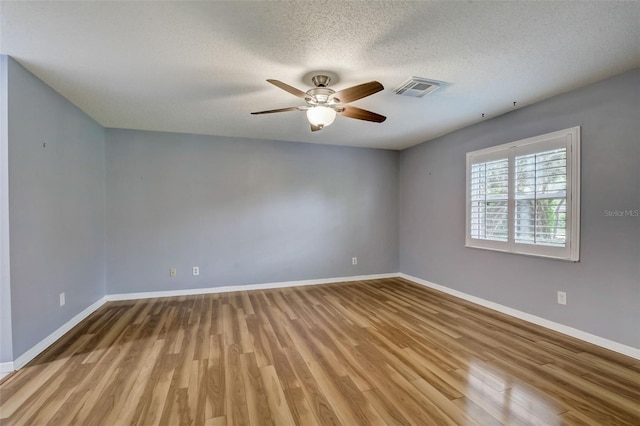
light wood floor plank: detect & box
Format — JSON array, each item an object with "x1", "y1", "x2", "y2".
[{"x1": 240, "y1": 353, "x2": 273, "y2": 426}]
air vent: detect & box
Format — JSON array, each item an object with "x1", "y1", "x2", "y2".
[{"x1": 394, "y1": 77, "x2": 444, "y2": 98}]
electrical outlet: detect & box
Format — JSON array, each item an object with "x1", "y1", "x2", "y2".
[
  {"x1": 557, "y1": 291, "x2": 567, "y2": 305},
  {"x1": 192, "y1": 266, "x2": 200, "y2": 276},
  {"x1": 59, "y1": 293, "x2": 65, "y2": 306},
  {"x1": 352, "y1": 257, "x2": 358, "y2": 265},
  {"x1": 170, "y1": 268, "x2": 177, "y2": 277}
]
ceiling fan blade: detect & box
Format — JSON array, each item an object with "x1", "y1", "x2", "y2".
[
  {"x1": 331, "y1": 81, "x2": 384, "y2": 103},
  {"x1": 338, "y1": 106, "x2": 386, "y2": 123},
  {"x1": 251, "y1": 106, "x2": 301, "y2": 115},
  {"x1": 267, "y1": 79, "x2": 309, "y2": 99},
  {"x1": 311, "y1": 124, "x2": 323, "y2": 132}
]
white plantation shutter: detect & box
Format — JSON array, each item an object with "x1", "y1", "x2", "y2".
[
  {"x1": 515, "y1": 147, "x2": 567, "y2": 247},
  {"x1": 470, "y1": 159, "x2": 509, "y2": 242},
  {"x1": 466, "y1": 127, "x2": 580, "y2": 261}
]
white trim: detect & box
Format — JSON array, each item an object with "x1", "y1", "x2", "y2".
[
  {"x1": 399, "y1": 273, "x2": 640, "y2": 360},
  {"x1": 568, "y1": 127, "x2": 581, "y2": 262},
  {"x1": 0, "y1": 361, "x2": 14, "y2": 381},
  {"x1": 6, "y1": 274, "x2": 399, "y2": 373},
  {"x1": 8, "y1": 270, "x2": 638, "y2": 376},
  {"x1": 12, "y1": 296, "x2": 108, "y2": 370},
  {"x1": 107, "y1": 273, "x2": 400, "y2": 301}
]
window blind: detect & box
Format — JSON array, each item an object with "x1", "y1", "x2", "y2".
[
  {"x1": 515, "y1": 148, "x2": 567, "y2": 247},
  {"x1": 470, "y1": 158, "x2": 509, "y2": 241}
]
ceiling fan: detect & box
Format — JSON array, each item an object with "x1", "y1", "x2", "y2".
[{"x1": 251, "y1": 75, "x2": 386, "y2": 132}]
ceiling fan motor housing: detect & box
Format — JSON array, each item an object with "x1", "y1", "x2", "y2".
[
  {"x1": 311, "y1": 74, "x2": 331, "y2": 88},
  {"x1": 306, "y1": 87, "x2": 336, "y2": 105}
]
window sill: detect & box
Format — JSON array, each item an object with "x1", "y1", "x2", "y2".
[{"x1": 464, "y1": 244, "x2": 579, "y2": 262}]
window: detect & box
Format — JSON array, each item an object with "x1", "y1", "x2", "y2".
[{"x1": 466, "y1": 127, "x2": 580, "y2": 261}]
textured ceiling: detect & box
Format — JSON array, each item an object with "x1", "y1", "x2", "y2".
[{"x1": 1, "y1": 1, "x2": 639, "y2": 150}]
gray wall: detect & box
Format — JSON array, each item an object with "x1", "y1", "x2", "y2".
[
  {"x1": 0, "y1": 56, "x2": 13, "y2": 364},
  {"x1": 7, "y1": 57, "x2": 106, "y2": 359},
  {"x1": 105, "y1": 129, "x2": 398, "y2": 294},
  {"x1": 399, "y1": 69, "x2": 640, "y2": 348}
]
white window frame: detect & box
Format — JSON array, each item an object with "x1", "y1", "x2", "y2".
[{"x1": 465, "y1": 127, "x2": 580, "y2": 261}]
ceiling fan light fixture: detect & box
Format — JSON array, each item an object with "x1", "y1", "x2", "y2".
[{"x1": 306, "y1": 106, "x2": 336, "y2": 127}]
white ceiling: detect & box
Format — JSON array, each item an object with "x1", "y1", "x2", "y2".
[{"x1": 1, "y1": 1, "x2": 639, "y2": 150}]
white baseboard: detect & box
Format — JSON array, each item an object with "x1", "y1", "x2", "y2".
[
  {"x1": 7, "y1": 271, "x2": 638, "y2": 376},
  {"x1": 399, "y1": 273, "x2": 640, "y2": 360},
  {"x1": 7, "y1": 274, "x2": 397, "y2": 374},
  {"x1": 12, "y1": 296, "x2": 108, "y2": 370},
  {"x1": 0, "y1": 361, "x2": 14, "y2": 381},
  {"x1": 107, "y1": 273, "x2": 400, "y2": 301}
]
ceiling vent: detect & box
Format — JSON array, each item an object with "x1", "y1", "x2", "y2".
[{"x1": 394, "y1": 77, "x2": 444, "y2": 98}]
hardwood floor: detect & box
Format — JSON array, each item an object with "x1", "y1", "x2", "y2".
[{"x1": 0, "y1": 278, "x2": 638, "y2": 425}]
